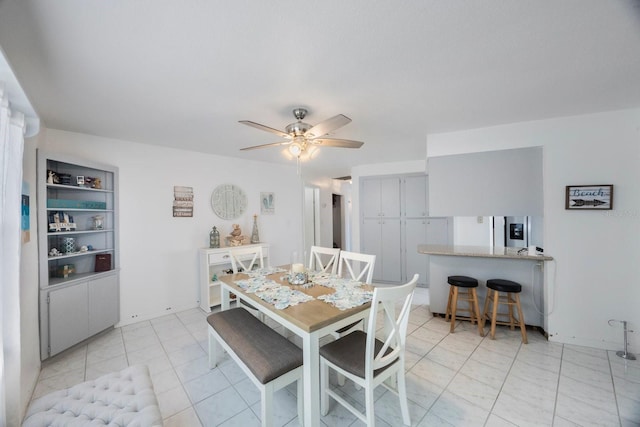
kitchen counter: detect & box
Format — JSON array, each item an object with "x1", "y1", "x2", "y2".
[
  {"x1": 419, "y1": 244, "x2": 552, "y2": 329},
  {"x1": 418, "y1": 244, "x2": 553, "y2": 261}
]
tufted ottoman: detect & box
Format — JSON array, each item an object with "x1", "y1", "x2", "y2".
[{"x1": 22, "y1": 365, "x2": 163, "y2": 427}]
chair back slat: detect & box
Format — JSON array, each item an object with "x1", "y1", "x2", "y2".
[
  {"x1": 228, "y1": 246, "x2": 264, "y2": 273},
  {"x1": 365, "y1": 274, "x2": 418, "y2": 376},
  {"x1": 308, "y1": 246, "x2": 340, "y2": 274},
  {"x1": 337, "y1": 251, "x2": 375, "y2": 283}
]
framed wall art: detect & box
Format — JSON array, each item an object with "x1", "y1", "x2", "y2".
[
  {"x1": 565, "y1": 185, "x2": 613, "y2": 210},
  {"x1": 261, "y1": 192, "x2": 275, "y2": 214}
]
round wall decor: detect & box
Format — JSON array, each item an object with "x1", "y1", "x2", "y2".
[{"x1": 211, "y1": 184, "x2": 247, "y2": 220}]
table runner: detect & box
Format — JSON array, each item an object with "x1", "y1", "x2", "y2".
[{"x1": 235, "y1": 271, "x2": 373, "y2": 310}]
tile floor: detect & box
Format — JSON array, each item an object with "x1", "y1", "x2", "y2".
[{"x1": 31, "y1": 288, "x2": 639, "y2": 426}]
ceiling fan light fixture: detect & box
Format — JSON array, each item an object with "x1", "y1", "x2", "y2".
[{"x1": 289, "y1": 142, "x2": 303, "y2": 157}]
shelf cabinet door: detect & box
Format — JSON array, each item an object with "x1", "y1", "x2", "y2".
[
  {"x1": 361, "y1": 219, "x2": 383, "y2": 280},
  {"x1": 426, "y1": 217, "x2": 450, "y2": 246},
  {"x1": 404, "y1": 175, "x2": 428, "y2": 217},
  {"x1": 361, "y1": 177, "x2": 401, "y2": 218},
  {"x1": 49, "y1": 283, "x2": 89, "y2": 356},
  {"x1": 405, "y1": 218, "x2": 428, "y2": 286},
  {"x1": 379, "y1": 178, "x2": 401, "y2": 217},
  {"x1": 88, "y1": 274, "x2": 119, "y2": 336},
  {"x1": 361, "y1": 218, "x2": 402, "y2": 283},
  {"x1": 380, "y1": 219, "x2": 402, "y2": 282}
]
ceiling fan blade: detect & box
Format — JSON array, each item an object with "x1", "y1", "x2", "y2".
[
  {"x1": 239, "y1": 120, "x2": 291, "y2": 139},
  {"x1": 304, "y1": 114, "x2": 352, "y2": 139},
  {"x1": 311, "y1": 138, "x2": 364, "y2": 149},
  {"x1": 240, "y1": 141, "x2": 291, "y2": 151}
]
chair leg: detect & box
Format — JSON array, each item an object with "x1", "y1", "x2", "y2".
[
  {"x1": 445, "y1": 286, "x2": 453, "y2": 321},
  {"x1": 507, "y1": 294, "x2": 515, "y2": 330},
  {"x1": 471, "y1": 288, "x2": 484, "y2": 337},
  {"x1": 297, "y1": 378, "x2": 304, "y2": 422},
  {"x1": 491, "y1": 290, "x2": 499, "y2": 340},
  {"x1": 320, "y1": 361, "x2": 329, "y2": 416},
  {"x1": 397, "y1": 367, "x2": 411, "y2": 426},
  {"x1": 466, "y1": 289, "x2": 476, "y2": 325},
  {"x1": 449, "y1": 286, "x2": 459, "y2": 333},
  {"x1": 481, "y1": 288, "x2": 491, "y2": 330},
  {"x1": 365, "y1": 383, "x2": 376, "y2": 427},
  {"x1": 514, "y1": 294, "x2": 528, "y2": 344}
]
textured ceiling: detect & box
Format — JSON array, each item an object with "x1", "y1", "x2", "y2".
[{"x1": 1, "y1": 0, "x2": 639, "y2": 176}]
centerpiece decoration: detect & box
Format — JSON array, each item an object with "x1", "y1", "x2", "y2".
[{"x1": 288, "y1": 251, "x2": 309, "y2": 285}]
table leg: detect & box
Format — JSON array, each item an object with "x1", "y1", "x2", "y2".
[
  {"x1": 302, "y1": 332, "x2": 320, "y2": 427},
  {"x1": 221, "y1": 285, "x2": 230, "y2": 311}
]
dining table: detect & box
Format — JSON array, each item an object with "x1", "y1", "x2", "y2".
[{"x1": 218, "y1": 265, "x2": 374, "y2": 427}]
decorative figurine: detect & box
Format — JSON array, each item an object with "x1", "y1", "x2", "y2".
[
  {"x1": 209, "y1": 226, "x2": 220, "y2": 248},
  {"x1": 227, "y1": 224, "x2": 246, "y2": 246},
  {"x1": 251, "y1": 214, "x2": 260, "y2": 244}
]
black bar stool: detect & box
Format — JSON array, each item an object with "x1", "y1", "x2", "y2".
[
  {"x1": 481, "y1": 279, "x2": 528, "y2": 343},
  {"x1": 445, "y1": 275, "x2": 484, "y2": 336}
]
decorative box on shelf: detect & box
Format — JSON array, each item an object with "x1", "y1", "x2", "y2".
[{"x1": 95, "y1": 254, "x2": 112, "y2": 272}]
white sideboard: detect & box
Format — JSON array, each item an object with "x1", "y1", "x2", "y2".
[{"x1": 198, "y1": 243, "x2": 269, "y2": 312}]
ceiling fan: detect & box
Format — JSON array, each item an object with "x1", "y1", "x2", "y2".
[{"x1": 239, "y1": 108, "x2": 364, "y2": 157}]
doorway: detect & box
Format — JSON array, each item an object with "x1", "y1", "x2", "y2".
[
  {"x1": 332, "y1": 194, "x2": 342, "y2": 249},
  {"x1": 303, "y1": 186, "x2": 320, "y2": 251}
]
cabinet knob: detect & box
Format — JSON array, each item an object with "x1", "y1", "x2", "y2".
[{"x1": 222, "y1": 255, "x2": 229, "y2": 259}]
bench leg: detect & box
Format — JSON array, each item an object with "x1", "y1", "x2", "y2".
[
  {"x1": 262, "y1": 383, "x2": 273, "y2": 427},
  {"x1": 208, "y1": 328, "x2": 220, "y2": 369}
]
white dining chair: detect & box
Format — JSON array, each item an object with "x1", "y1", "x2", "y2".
[
  {"x1": 320, "y1": 274, "x2": 419, "y2": 427},
  {"x1": 337, "y1": 250, "x2": 375, "y2": 284},
  {"x1": 228, "y1": 246, "x2": 265, "y2": 321},
  {"x1": 308, "y1": 246, "x2": 340, "y2": 274},
  {"x1": 229, "y1": 245, "x2": 265, "y2": 273},
  {"x1": 331, "y1": 250, "x2": 377, "y2": 386}
]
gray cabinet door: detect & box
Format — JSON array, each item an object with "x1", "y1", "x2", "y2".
[
  {"x1": 405, "y1": 218, "x2": 428, "y2": 286},
  {"x1": 362, "y1": 179, "x2": 382, "y2": 218},
  {"x1": 88, "y1": 274, "x2": 119, "y2": 336},
  {"x1": 361, "y1": 218, "x2": 383, "y2": 280},
  {"x1": 362, "y1": 177, "x2": 401, "y2": 218},
  {"x1": 362, "y1": 218, "x2": 402, "y2": 283},
  {"x1": 380, "y1": 219, "x2": 402, "y2": 282},
  {"x1": 49, "y1": 283, "x2": 89, "y2": 356},
  {"x1": 404, "y1": 175, "x2": 428, "y2": 218},
  {"x1": 426, "y1": 217, "x2": 450, "y2": 246},
  {"x1": 379, "y1": 178, "x2": 401, "y2": 218}
]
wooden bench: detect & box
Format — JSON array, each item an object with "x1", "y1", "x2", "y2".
[{"x1": 207, "y1": 308, "x2": 303, "y2": 427}]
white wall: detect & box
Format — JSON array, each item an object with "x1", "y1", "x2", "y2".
[
  {"x1": 427, "y1": 108, "x2": 640, "y2": 350},
  {"x1": 19, "y1": 131, "x2": 43, "y2": 420},
  {"x1": 40, "y1": 129, "x2": 303, "y2": 325}
]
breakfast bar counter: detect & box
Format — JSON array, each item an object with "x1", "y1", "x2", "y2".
[
  {"x1": 418, "y1": 245, "x2": 553, "y2": 329},
  {"x1": 418, "y1": 244, "x2": 553, "y2": 261}
]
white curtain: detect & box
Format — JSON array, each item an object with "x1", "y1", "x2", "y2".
[{"x1": 0, "y1": 84, "x2": 26, "y2": 427}]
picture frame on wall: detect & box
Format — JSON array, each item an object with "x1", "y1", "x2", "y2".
[
  {"x1": 565, "y1": 185, "x2": 613, "y2": 210},
  {"x1": 261, "y1": 192, "x2": 275, "y2": 214}
]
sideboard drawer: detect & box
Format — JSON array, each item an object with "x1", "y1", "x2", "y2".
[{"x1": 208, "y1": 252, "x2": 232, "y2": 265}]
